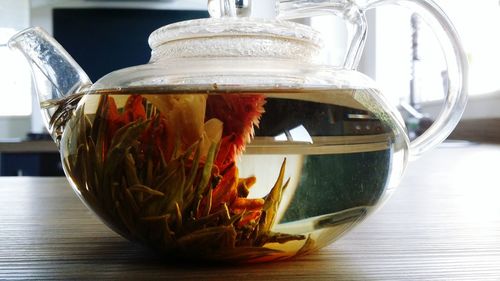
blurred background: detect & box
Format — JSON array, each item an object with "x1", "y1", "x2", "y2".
[{"x1": 0, "y1": 0, "x2": 499, "y2": 176}]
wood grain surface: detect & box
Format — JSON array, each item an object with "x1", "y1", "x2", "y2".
[
  {"x1": 450, "y1": 118, "x2": 500, "y2": 144},
  {"x1": 0, "y1": 140, "x2": 57, "y2": 153},
  {"x1": 1, "y1": 142, "x2": 500, "y2": 280}
]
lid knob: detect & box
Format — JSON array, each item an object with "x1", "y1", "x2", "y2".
[{"x1": 207, "y1": 0, "x2": 278, "y2": 19}]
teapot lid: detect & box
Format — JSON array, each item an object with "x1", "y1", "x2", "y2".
[
  {"x1": 148, "y1": 18, "x2": 321, "y2": 50},
  {"x1": 147, "y1": 0, "x2": 322, "y2": 62}
]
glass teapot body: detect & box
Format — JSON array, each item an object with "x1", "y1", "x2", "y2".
[
  {"x1": 9, "y1": 0, "x2": 466, "y2": 263},
  {"x1": 54, "y1": 17, "x2": 410, "y2": 262}
]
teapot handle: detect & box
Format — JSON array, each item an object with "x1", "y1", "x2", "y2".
[
  {"x1": 279, "y1": 0, "x2": 367, "y2": 70},
  {"x1": 363, "y1": 0, "x2": 468, "y2": 159},
  {"x1": 280, "y1": 0, "x2": 468, "y2": 159}
]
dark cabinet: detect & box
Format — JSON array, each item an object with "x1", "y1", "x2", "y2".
[{"x1": 0, "y1": 152, "x2": 64, "y2": 177}]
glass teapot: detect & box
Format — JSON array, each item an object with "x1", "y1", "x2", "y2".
[{"x1": 9, "y1": 0, "x2": 466, "y2": 263}]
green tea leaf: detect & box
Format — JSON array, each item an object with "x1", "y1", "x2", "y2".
[
  {"x1": 195, "y1": 142, "x2": 218, "y2": 199},
  {"x1": 259, "y1": 158, "x2": 289, "y2": 235},
  {"x1": 129, "y1": 184, "x2": 165, "y2": 197}
]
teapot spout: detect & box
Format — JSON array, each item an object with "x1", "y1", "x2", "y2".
[{"x1": 8, "y1": 27, "x2": 92, "y2": 143}]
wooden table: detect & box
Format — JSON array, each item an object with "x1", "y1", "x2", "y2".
[
  {"x1": 0, "y1": 140, "x2": 57, "y2": 153},
  {"x1": 1, "y1": 142, "x2": 500, "y2": 280}
]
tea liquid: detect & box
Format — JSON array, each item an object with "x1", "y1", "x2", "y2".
[{"x1": 53, "y1": 86, "x2": 407, "y2": 262}]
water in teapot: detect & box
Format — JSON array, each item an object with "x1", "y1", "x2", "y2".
[{"x1": 41, "y1": 85, "x2": 406, "y2": 262}]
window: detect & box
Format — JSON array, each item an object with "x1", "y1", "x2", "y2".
[
  {"x1": 375, "y1": 0, "x2": 500, "y2": 104},
  {"x1": 0, "y1": 28, "x2": 32, "y2": 116},
  {"x1": 438, "y1": 0, "x2": 500, "y2": 95}
]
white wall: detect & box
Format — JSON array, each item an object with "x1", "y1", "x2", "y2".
[
  {"x1": 421, "y1": 90, "x2": 500, "y2": 120},
  {"x1": 0, "y1": 117, "x2": 31, "y2": 140},
  {"x1": 0, "y1": 0, "x2": 31, "y2": 139},
  {"x1": 0, "y1": 0, "x2": 30, "y2": 30},
  {"x1": 358, "y1": 10, "x2": 377, "y2": 79}
]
